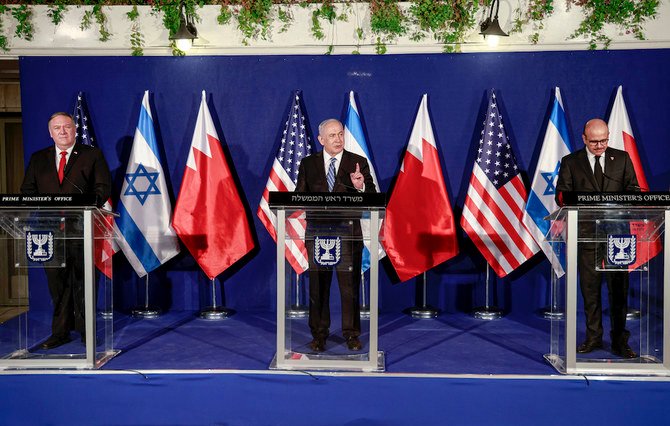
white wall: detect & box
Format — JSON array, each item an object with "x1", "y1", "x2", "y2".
[{"x1": 2, "y1": 3, "x2": 670, "y2": 56}]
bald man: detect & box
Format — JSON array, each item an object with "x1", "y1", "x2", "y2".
[{"x1": 556, "y1": 118, "x2": 639, "y2": 358}]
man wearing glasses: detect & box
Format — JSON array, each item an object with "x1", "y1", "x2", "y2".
[{"x1": 556, "y1": 118, "x2": 639, "y2": 358}]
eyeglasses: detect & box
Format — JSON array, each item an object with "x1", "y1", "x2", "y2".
[{"x1": 586, "y1": 139, "x2": 608, "y2": 146}]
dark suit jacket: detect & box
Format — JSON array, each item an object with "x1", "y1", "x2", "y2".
[
  {"x1": 296, "y1": 149, "x2": 376, "y2": 236},
  {"x1": 556, "y1": 146, "x2": 639, "y2": 242},
  {"x1": 556, "y1": 146, "x2": 639, "y2": 203},
  {"x1": 21, "y1": 143, "x2": 112, "y2": 206}
]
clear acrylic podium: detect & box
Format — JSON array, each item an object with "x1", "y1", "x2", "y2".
[
  {"x1": 268, "y1": 192, "x2": 385, "y2": 372},
  {"x1": 0, "y1": 195, "x2": 119, "y2": 369},
  {"x1": 545, "y1": 194, "x2": 670, "y2": 375}
]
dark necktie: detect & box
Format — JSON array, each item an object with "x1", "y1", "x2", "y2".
[
  {"x1": 327, "y1": 157, "x2": 336, "y2": 192},
  {"x1": 58, "y1": 151, "x2": 67, "y2": 184},
  {"x1": 594, "y1": 155, "x2": 604, "y2": 191}
]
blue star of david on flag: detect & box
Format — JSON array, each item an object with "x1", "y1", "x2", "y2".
[
  {"x1": 124, "y1": 163, "x2": 161, "y2": 205},
  {"x1": 540, "y1": 162, "x2": 561, "y2": 196}
]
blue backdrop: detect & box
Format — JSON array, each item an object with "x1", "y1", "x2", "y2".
[{"x1": 19, "y1": 50, "x2": 670, "y2": 315}]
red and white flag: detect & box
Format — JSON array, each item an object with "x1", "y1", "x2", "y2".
[
  {"x1": 381, "y1": 94, "x2": 458, "y2": 282},
  {"x1": 172, "y1": 91, "x2": 255, "y2": 279},
  {"x1": 461, "y1": 90, "x2": 539, "y2": 277},
  {"x1": 607, "y1": 85, "x2": 660, "y2": 268},
  {"x1": 257, "y1": 91, "x2": 312, "y2": 274}
]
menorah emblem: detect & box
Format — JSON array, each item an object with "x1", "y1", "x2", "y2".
[
  {"x1": 607, "y1": 234, "x2": 636, "y2": 266},
  {"x1": 314, "y1": 236, "x2": 341, "y2": 266},
  {"x1": 26, "y1": 231, "x2": 54, "y2": 262}
]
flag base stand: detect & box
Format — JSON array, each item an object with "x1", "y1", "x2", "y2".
[
  {"x1": 360, "y1": 306, "x2": 370, "y2": 319},
  {"x1": 537, "y1": 307, "x2": 564, "y2": 320},
  {"x1": 403, "y1": 306, "x2": 439, "y2": 319},
  {"x1": 132, "y1": 306, "x2": 161, "y2": 318},
  {"x1": 403, "y1": 273, "x2": 439, "y2": 319},
  {"x1": 199, "y1": 307, "x2": 235, "y2": 320},
  {"x1": 626, "y1": 309, "x2": 641, "y2": 320},
  {"x1": 286, "y1": 306, "x2": 308, "y2": 319},
  {"x1": 133, "y1": 274, "x2": 160, "y2": 318},
  {"x1": 472, "y1": 306, "x2": 503, "y2": 320}
]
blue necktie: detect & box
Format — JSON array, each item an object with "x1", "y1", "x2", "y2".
[{"x1": 327, "y1": 157, "x2": 336, "y2": 192}]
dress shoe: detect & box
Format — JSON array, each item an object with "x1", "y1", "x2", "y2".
[
  {"x1": 576, "y1": 339, "x2": 603, "y2": 354},
  {"x1": 611, "y1": 343, "x2": 637, "y2": 359},
  {"x1": 346, "y1": 336, "x2": 362, "y2": 351},
  {"x1": 309, "y1": 338, "x2": 325, "y2": 353},
  {"x1": 39, "y1": 335, "x2": 72, "y2": 350}
]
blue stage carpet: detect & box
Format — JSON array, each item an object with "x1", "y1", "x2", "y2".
[
  {"x1": 2, "y1": 311, "x2": 670, "y2": 425},
  {"x1": 104, "y1": 311, "x2": 554, "y2": 374}
]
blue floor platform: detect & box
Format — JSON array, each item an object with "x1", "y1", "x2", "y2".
[{"x1": 2, "y1": 311, "x2": 670, "y2": 425}]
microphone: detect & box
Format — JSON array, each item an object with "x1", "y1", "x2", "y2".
[
  {"x1": 335, "y1": 182, "x2": 365, "y2": 193},
  {"x1": 62, "y1": 175, "x2": 84, "y2": 194},
  {"x1": 602, "y1": 173, "x2": 642, "y2": 191}
]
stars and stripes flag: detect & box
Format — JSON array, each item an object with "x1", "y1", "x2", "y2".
[
  {"x1": 173, "y1": 91, "x2": 255, "y2": 279},
  {"x1": 521, "y1": 87, "x2": 571, "y2": 277},
  {"x1": 115, "y1": 90, "x2": 180, "y2": 277},
  {"x1": 257, "y1": 90, "x2": 313, "y2": 274},
  {"x1": 73, "y1": 92, "x2": 118, "y2": 279},
  {"x1": 343, "y1": 91, "x2": 385, "y2": 272},
  {"x1": 461, "y1": 90, "x2": 540, "y2": 277},
  {"x1": 382, "y1": 94, "x2": 459, "y2": 282},
  {"x1": 607, "y1": 85, "x2": 661, "y2": 269}
]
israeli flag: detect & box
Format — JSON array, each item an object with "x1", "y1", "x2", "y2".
[
  {"x1": 522, "y1": 87, "x2": 572, "y2": 277},
  {"x1": 115, "y1": 91, "x2": 180, "y2": 277},
  {"x1": 343, "y1": 91, "x2": 385, "y2": 272}
]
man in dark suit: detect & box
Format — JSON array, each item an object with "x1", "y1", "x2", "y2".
[
  {"x1": 21, "y1": 112, "x2": 111, "y2": 350},
  {"x1": 556, "y1": 118, "x2": 639, "y2": 358},
  {"x1": 296, "y1": 118, "x2": 376, "y2": 353}
]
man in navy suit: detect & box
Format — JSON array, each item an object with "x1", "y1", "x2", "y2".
[
  {"x1": 296, "y1": 119, "x2": 376, "y2": 353},
  {"x1": 21, "y1": 112, "x2": 111, "y2": 350},
  {"x1": 556, "y1": 118, "x2": 639, "y2": 358}
]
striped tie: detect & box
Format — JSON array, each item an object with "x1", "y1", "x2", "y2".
[{"x1": 327, "y1": 157, "x2": 336, "y2": 192}]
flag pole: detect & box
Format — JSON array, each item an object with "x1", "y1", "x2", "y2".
[
  {"x1": 200, "y1": 277, "x2": 235, "y2": 320},
  {"x1": 360, "y1": 271, "x2": 370, "y2": 319},
  {"x1": 472, "y1": 264, "x2": 503, "y2": 320},
  {"x1": 131, "y1": 273, "x2": 161, "y2": 318},
  {"x1": 98, "y1": 273, "x2": 114, "y2": 319},
  {"x1": 286, "y1": 271, "x2": 308, "y2": 318},
  {"x1": 403, "y1": 272, "x2": 439, "y2": 319}
]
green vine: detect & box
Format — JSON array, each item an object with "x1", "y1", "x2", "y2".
[
  {"x1": 0, "y1": 1, "x2": 662, "y2": 55},
  {"x1": 408, "y1": 0, "x2": 480, "y2": 52},
  {"x1": 80, "y1": 2, "x2": 111, "y2": 42},
  {"x1": 0, "y1": 5, "x2": 8, "y2": 52},
  {"x1": 369, "y1": 0, "x2": 407, "y2": 54},
  {"x1": 511, "y1": 0, "x2": 554, "y2": 44},
  {"x1": 567, "y1": 0, "x2": 659, "y2": 49},
  {"x1": 217, "y1": 3, "x2": 233, "y2": 25},
  {"x1": 11, "y1": 4, "x2": 34, "y2": 41},
  {"x1": 47, "y1": 1, "x2": 69, "y2": 26},
  {"x1": 127, "y1": 4, "x2": 143, "y2": 56},
  {"x1": 237, "y1": 0, "x2": 274, "y2": 44}
]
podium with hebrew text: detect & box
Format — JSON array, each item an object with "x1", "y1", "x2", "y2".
[
  {"x1": 0, "y1": 195, "x2": 119, "y2": 369},
  {"x1": 545, "y1": 192, "x2": 670, "y2": 375},
  {"x1": 268, "y1": 192, "x2": 385, "y2": 372}
]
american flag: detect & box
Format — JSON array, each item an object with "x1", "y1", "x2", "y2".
[
  {"x1": 257, "y1": 90, "x2": 314, "y2": 273},
  {"x1": 73, "y1": 92, "x2": 118, "y2": 278},
  {"x1": 461, "y1": 90, "x2": 539, "y2": 277}
]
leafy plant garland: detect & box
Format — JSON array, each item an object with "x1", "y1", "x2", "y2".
[
  {"x1": 0, "y1": 0, "x2": 662, "y2": 55},
  {"x1": 566, "y1": 0, "x2": 659, "y2": 49}
]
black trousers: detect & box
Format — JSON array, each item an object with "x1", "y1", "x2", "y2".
[
  {"x1": 43, "y1": 240, "x2": 85, "y2": 338},
  {"x1": 578, "y1": 245, "x2": 630, "y2": 345},
  {"x1": 306, "y1": 238, "x2": 362, "y2": 340}
]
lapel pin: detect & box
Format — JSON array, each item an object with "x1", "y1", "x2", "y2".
[{"x1": 610, "y1": 156, "x2": 613, "y2": 161}]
